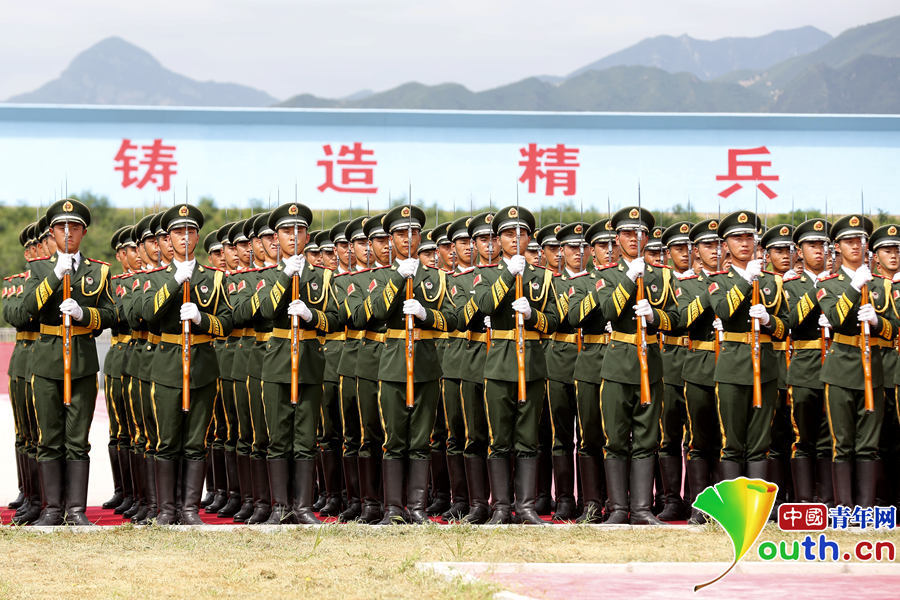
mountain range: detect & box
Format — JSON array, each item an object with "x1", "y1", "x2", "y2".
[{"x1": 7, "y1": 14, "x2": 900, "y2": 113}]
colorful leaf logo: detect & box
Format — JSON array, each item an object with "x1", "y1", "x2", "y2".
[{"x1": 692, "y1": 477, "x2": 778, "y2": 591}]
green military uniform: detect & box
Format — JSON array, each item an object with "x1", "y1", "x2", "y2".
[
  {"x1": 466, "y1": 205, "x2": 560, "y2": 524},
  {"x1": 708, "y1": 211, "x2": 788, "y2": 482},
  {"x1": 358, "y1": 205, "x2": 458, "y2": 524},
  {"x1": 449, "y1": 214, "x2": 492, "y2": 524},
  {"x1": 566, "y1": 219, "x2": 615, "y2": 523},
  {"x1": 676, "y1": 219, "x2": 724, "y2": 523},
  {"x1": 249, "y1": 203, "x2": 339, "y2": 524},
  {"x1": 656, "y1": 220, "x2": 694, "y2": 522},
  {"x1": 582, "y1": 207, "x2": 678, "y2": 525},
  {"x1": 22, "y1": 198, "x2": 116, "y2": 526},
  {"x1": 784, "y1": 218, "x2": 835, "y2": 504},
  {"x1": 141, "y1": 204, "x2": 233, "y2": 525},
  {"x1": 817, "y1": 214, "x2": 898, "y2": 508}
]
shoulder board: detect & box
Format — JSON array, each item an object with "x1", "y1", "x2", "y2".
[
  {"x1": 679, "y1": 275, "x2": 699, "y2": 280},
  {"x1": 202, "y1": 265, "x2": 224, "y2": 272},
  {"x1": 552, "y1": 272, "x2": 561, "y2": 277},
  {"x1": 147, "y1": 266, "x2": 167, "y2": 273},
  {"x1": 568, "y1": 272, "x2": 587, "y2": 280},
  {"x1": 874, "y1": 274, "x2": 888, "y2": 279},
  {"x1": 651, "y1": 263, "x2": 672, "y2": 269},
  {"x1": 334, "y1": 270, "x2": 352, "y2": 278},
  {"x1": 708, "y1": 270, "x2": 729, "y2": 276},
  {"x1": 762, "y1": 269, "x2": 778, "y2": 275},
  {"x1": 29, "y1": 256, "x2": 50, "y2": 262},
  {"x1": 819, "y1": 273, "x2": 840, "y2": 281},
  {"x1": 87, "y1": 258, "x2": 110, "y2": 266},
  {"x1": 373, "y1": 265, "x2": 391, "y2": 271},
  {"x1": 352, "y1": 267, "x2": 372, "y2": 275},
  {"x1": 3, "y1": 275, "x2": 11, "y2": 281},
  {"x1": 455, "y1": 266, "x2": 474, "y2": 275},
  {"x1": 597, "y1": 263, "x2": 617, "y2": 271},
  {"x1": 480, "y1": 263, "x2": 499, "y2": 268},
  {"x1": 441, "y1": 268, "x2": 453, "y2": 274}
]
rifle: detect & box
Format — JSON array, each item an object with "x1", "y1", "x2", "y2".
[
  {"x1": 860, "y1": 195, "x2": 874, "y2": 414},
  {"x1": 290, "y1": 185, "x2": 300, "y2": 406},
  {"x1": 405, "y1": 187, "x2": 415, "y2": 408},
  {"x1": 182, "y1": 213, "x2": 191, "y2": 412},
  {"x1": 636, "y1": 186, "x2": 651, "y2": 406},
  {"x1": 750, "y1": 192, "x2": 762, "y2": 410},
  {"x1": 715, "y1": 198, "x2": 722, "y2": 361},
  {"x1": 577, "y1": 199, "x2": 584, "y2": 352},
  {"x1": 63, "y1": 219, "x2": 72, "y2": 406},
  {"x1": 514, "y1": 188, "x2": 526, "y2": 404}
]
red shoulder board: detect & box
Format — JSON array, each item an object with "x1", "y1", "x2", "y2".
[
  {"x1": 88, "y1": 258, "x2": 110, "y2": 266},
  {"x1": 30, "y1": 256, "x2": 50, "y2": 262},
  {"x1": 597, "y1": 262, "x2": 617, "y2": 271},
  {"x1": 132, "y1": 279, "x2": 141, "y2": 291},
  {"x1": 568, "y1": 272, "x2": 587, "y2": 280},
  {"x1": 816, "y1": 288, "x2": 827, "y2": 301},
  {"x1": 553, "y1": 272, "x2": 561, "y2": 277},
  {"x1": 353, "y1": 267, "x2": 371, "y2": 275},
  {"x1": 679, "y1": 275, "x2": 699, "y2": 280},
  {"x1": 819, "y1": 273, "x2": 839, "y2": 282},
  {"x1": 334, "y1": 271, "x2": 350, "y2": 278},
  {"x1": 367, "y1": 278, "x2": 378, "y2": 292},
  {"x1": 454, "y1": 266, "x2": 473, "y2": 276},
  {"x1": 142, "y1": 280, "x2": 152, "y2": 292},
  {"x1": 256, "y1": 279, "x2": 266, "y2": 291},
  {"x1": 148, "y1": 266, "x2": 167, "y2": 273},
  {"x1": 237, "y1": 279, "x2": 247, "y2": 292},
  {"x1": 482, "y1": 263, "x2": 499, "y2": 268},
  {"x1": 596, "y1": 278, "x2": 606, "y2": 291},
  {"x1": 675, "y1": 287, "x2": 683, "y2": 298},
  {"x1": 651, "y1": 263, "x2": 672, "y2": 269},
  {"x1": 228, "y1": 282, "x2": 237, "y2": 294},
  {"x1": 874, "y1": 274, "x2": 888, "y2": 279},
  {"x1": 373, "y1": 265, "x2": 390, "y2": 270},
  {"x1": 708, "y1": 282, "x2": 720, "y2": 294},
  {"x1": 203, "y1": 265, "x2": 223, "y2": 272}
]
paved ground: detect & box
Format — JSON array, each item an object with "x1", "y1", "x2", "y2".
[{"x1": 422, "y1": 561, "x2": 900, "y2": 600}]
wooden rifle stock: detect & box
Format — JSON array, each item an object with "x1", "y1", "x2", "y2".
[
  {"x1": 860, "y1": 285, "x2": 874, "y2": 413},
  {"x1": 405, "y1": 276, "x2": 415, "y2": 408},
  {"x1": 290, "y1": 273, "x2": 299, "y2": 405},
  {"x1": 182, "y1": 280, "x2": 191, "y2": 412},
  {"x1": 636, "y1": 273, "x2": 651, "y2": 406},
  {"x1": 515, "y1": 273, "x2": 526, "y2": 404},
  {"x1": 751, "y1": 279, "x2": 762, "y2": 409},
  {"x1": 62, "y1": 271, "x2": 72, "y2": 406}
]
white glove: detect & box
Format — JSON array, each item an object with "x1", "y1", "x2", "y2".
[
  {"x1": 712, "y1": 317, "x2": 723, "y2": 332},
  {"x1": 625, "y1": 257, "x2": 645, "y2": 282},
  {"x1": 634, "y1": 298, "x2": 654, "y2": 323},
  {"x1": 782, "y1": 269, "x2": 799, "y2": 281},
  {"x1": 54, "y1": 253, "x2": 74, "y2": 279},
  {"x1": 174, "y1": 260, "x2": 196, "y2": 285},
  {"x1": 858, "y1": 303, "x2": 878, "y2": 327},
  {"x1": 288, "y1": 299, "x2": 313, "y2": 322},
  {"x1": 59, "y1": 298, "x2": 83, "y2": 322},
  {"x1": 180, "y1": 302, "x2": 202, "y2": 325},
  {"x1": 397, "y1": 258, "x2": 418, "y2": 279},
  {"x1": 850, "y1": 265, "x2": 872, "y2": 292},
  {"x1": 507, "y1": 254, "x2": 526, "y2": 276},
  {"x1": 818, "y1": 314, "x2": 831, "y2": 328},
  {"x1": 403, "y1": 298, "x2": 427, "y2": 321},
  {"x1": 749, "y1": 303, "x2": 770, "y2": 327},
  {"x1": 511, "y1": 296, "x2": 532, "y2": 320},
  {"x1": 604, "y1": 321, "x2": 613, "y2": 334},
  {"x1": 893, "y1": 271, "x2": 900, "y2": 283},
  {"x1": 678, "y1": 269, "x2": 695, "y2": 280},
  {"x1": 742, "y1": 259, "x2": 763, "y2": 283},
  {"x1": 483, "y1": 316, "x2": 491, "y2": 329},
  {"x1": 283, "y1": 255, "x2": 305, "y2": 277}
]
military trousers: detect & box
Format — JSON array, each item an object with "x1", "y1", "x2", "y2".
[
  {"x1": 574, "y1": 380, "x2": 605, "y2": 458},
  {"x1": 599, "y1": 378, "x2": 662, "y2": 460},
  {"x1": 139, "y1": 378, "x2": 158, "y2": 456},
  {"x1": 263, "y1": 381, "x2": 320, "y2": 460},
  {"x1": 790, "y1": 385, "x2": 831, "y2": 459},
  {"x1": 548, "y1": 379, "x2": 577, "y2": 455},
  {"x1": 377, "y1": 380, "x2": 439, "y2": 461},
  {"x1": 825, "y1": 384, "x2": 883, "y2": 462},
  {"x1": 247, "y1": 376, "x2": 269, "y2": 460},
  {"x1": 715, "y1": 380, "x2": 777, "y2": 463},
  {"x1": 220, "y1": 376, "x2": 238, "y2": 453},
  {"x1": 431, "y1": 389, "x2": 448, "y2": 453},
  {"x1": 441, "y1": 378, "x2": 466, "y2": 456},
  {"x1": 151, "y1": 380, "x2": 215, "y2": 462},
  {"x1": 125, "y1": 375, "x2": 146, "y2": 456},
  {"x1": 319, "y1": 380, "x2": 343, "y2": 455},
  {"x1": 769, "y1": 388, "x2": 794, "y2": 462},
  {"x1": 684, "y1": 381, "x2": 722, "y2": 462},
  {"x1": 32, "y1": 373, "x2": 97, "y2": 462},
  {"x1": 460, "y1": 380, "x2": 488, "y2": 458},
  {"x1": 483, "y1": 378, "x2": 544, "y2": 459},
  {"x1": 10, "y1": 376, "x2": 28, "y2": 455},
  {"x1": 103, "y1": 374, "x2": 130, "y2": 451},
  {"x1": 338, "y1": 375, "x2": 361, "y2": 457},
  {"x1": 660, "y1": 382, "x2": 687, "y2": 457},
  {"x1": 356, "y1": 377, "x2": 384, "y2": 458},
  {"x1": 234, "y1": 378, "x2": 253, "y2": 457},
  {"x1": 210, "y1": 381, "x2": 226, "y2": 450}
]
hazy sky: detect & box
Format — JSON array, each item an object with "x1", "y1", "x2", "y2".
[{"x1": 1, "y1": 1, "x2": 898, "y2": 101}]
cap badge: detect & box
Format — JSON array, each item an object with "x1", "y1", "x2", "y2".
[
  {"x1": 680, "y1": 223, "x2": 689, "y2": 234},
  {"x1": 629, "y1": 208, "x2": 640, "y2": 219},
  {"x1": 62, "y1": 201, "x2": 74, "y2": 212},
  {"x1": 288, "y1": 205, "x2": 299, "y2": 215},
  {"x1": 849, "y1": 216, "x2": 860, "y2": 227},
  {"x1": 554, "y1": 225, "x2": 561, "y2": 234},
  {"x1": 401, "y1": 206, "x2": 411, "y2": 218},
  {"x1": 574, "y1": 224, "x2": 583, "y2": 234},
  {"x1": 710, "y1": 221, "x2": 718, "y2": 230},
  {"x1": 485, "y1": 214, "x2": 493, "y2": 223},
  {"x1": 509, "y1": 208, "x2": 519, "y2": 218},
  {"x1": 738, "y1": 213, "x2": 748, "y2": 224},
  {"x1": 178, "y1": 205, "x2": 189, "y2": 217},
  {"x1": 653, "y1": 229, "x2": 662, "y2": 238},
  {"x1": 814, "y1": 221, "x2": 824, "y2": 231},
  {"x1": 779, "y1": 226, "x2": 790, "y2": 236},
  {"x1": 889, "y1": 226, "x2": 898, "y2": 236}
]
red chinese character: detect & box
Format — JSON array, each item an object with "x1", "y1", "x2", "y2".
[
  {"x1": 518, "y1": 143, "x2": 580, "y2": 196},
  {"x1": 317, "y1": 143, "x2": 378, "y2": 193},
  {"x1": 114, "y1": 138, "x2": 178, "y2": 192},
  {"x1": 715, "y1": 146, "x2": 779, "y2": 199}
]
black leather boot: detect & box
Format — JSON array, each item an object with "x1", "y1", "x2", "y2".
[
  {"x1": 232, "y1": 454, "x2": 255, "y2": 522},
  {"x1": 575, "y1": 455, "x2": 604, "y2": 523},
  {"x1": 442, "y1": 454, "x2": 469, "y2": 521},
  {"x1": 128, "y1": 456, "x2": 148, "y2": 523},
  {"x1": 154, "y1": 457, "x2": 179, "y2": 525},
  {"x1": 205, "y1": 447, "x2": 228, "y2": 513},
  {"x1": 377, "y1": 459, "x2": 407, "y2": 525},
  {"x1": 791, "y1": 456, "x2": 815, "y2": 503},
  {"x1": 629, "y1": 457, "x2": 664, "y2": 525},
  {"x1": 180, "y1": 459, "x2": 207, "y2": 525},
  {"x1": 265, "y1": 458, "x2": 297, "y2": 524},
  {"x1": 292, "y1": 458, "x2": 323, "y2": 524},
  {"x1": 551, "y1": 454, "x2": 578, "y2": 521},
  {"x1": 318, "y1": 450, "x2": 344, "y2": 518},
  {"x1": 8, "y1": 452, "x2": 25, "y2": 510},
  {"x1": 13, "y1": 457, "x2": 42, "y2": 525},
  {"x1": 833, "y1": 461, "x2": 853, "y2": 508},
  {"x1": 13, "y1": 454, "x2": 31, "y2": 520},
  {"x1": 217, "y1": 450, "x2": 242, "y2": 517},
  {"x1": 425, "y1": 450, "x2": 451, "y2": 516},
  {"x1": 407, "y1": 458, "x2": 431, "y2": 524},
  {"x1": 719, "y1": 460, "x2": 743, "y2": 481},
  {"x1": 114, "y1": 448, "x2": 134, "y2": 514},
  {"x1": 602, "y1": 458, "x2": 630, "y2": 525},
  {"x1": 33, "y1": 459, "x2": 65, "y2": 526},
  {"x1": 200, "y1": 448, "x2": 215, "y2": 508},
  {"x1": 487, "y1": 458, "x2": 512, "y2": 524},
  {"x1": 136, "y1": 455, "x2": 158, "y2": 524},
  {"x1": 64, "y1": 460, "x2": 93, "y2": 526},
  {"x1": 101, "y1": 446, "x2": 123, "y2": 510},
  {"x1": 462, "y1": 457, "x2": 491, "y2": 524},
  {"x1": 816, "y1": 457, "x2": 834, "y2": 507},
  {"x1": 856, "y1": 460, "x2": 877, "y2": 509},
  {"x1": 358, "y1": 455, "x2": 384, "y2": 524},
  {"x1": 247, "y1": 458, "x2": 272, "y2": 524},
  {"x1": 534, "y1": 451, "x2": 553, "y2": 515},
  {"x1": 746, "y1": 459, "x2": 768, "y2": 480},
  {"x1": 338, "y1": 456, "x2": 362, "y2": 522},
  {"x1": 514, "y1": 457, "x2": 546, "y2": 525},
  {"x1": 657, "y1": 455, "x2": 687, "y2": 521},
  {"x1": 687, "y1": 458, "x2": 710, "y2": 524}
]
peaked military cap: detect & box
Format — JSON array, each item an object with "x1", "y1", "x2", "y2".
[
  {"x1": 37, "y1": 215, "x2": 50, "y2": 240},
  {"x1": 331, "y1": 220, "x2": 349, "y2": 245},
  {"x1": 315, "y1": 229, "x2": 334, "y2": 251},
  {"x1": 111, "y1": 226, "x2": 130, "y2": 251},
  {"x1": 433, "y1": 222, "x2": 451, "y2": 245},
  {"x1": 644, "y1": 225, "x2": 665, "y2": 251},
  {"x1": 228, "y1": 219, "x2": 249, "y2": 244},
  {"x1": 468, "y1": 212, "x2": 495, "y2": 238},
  {"x1": 383, "y1": 204, "x2": 426, "y2": 234},
  {"x1": 418, "y1": 229, "x2": 437, "y2": 253},
  {"x1": 20, "y1": 223, "x2": 35, "y2": 247},
  {"x1": 831, "y1": 214, "x2": 873, "y2": 242},
  {"x1": 303, "y1": 231, "x2": 321, "y2": 253},
  {"x1": 136, "y1": 213, "x2": 156, "y2": 242},
  {"x1": 761, "y1": 224, "x2": 794, "y2": 249},
  {"x1": 557, "y1": 222, "x2": 588, "y2": 246},
  {"x1": 527, "y1": 238, "x2": 541, "y2": 251},
  {"x1": 363, "y1": 213, "x2": 388, "y2": 239},
  {"x1": 492, "y1": 205, "x2": 536, "y2": 235},
  {"x1": 162, "y1": 203, "x2": 204, "y2": 232},
  {"x1": 242, "y1": 217, "x2": 258, "y2": 240},
  {"x1": 585, "y1": 219, "x2": 615, "y2": 245},
  {"x1": 792, "y1": 218, "x2": 831, "y2": 245},
  {"x1": 690, "y1": 219, "x2": 719, "y2": 243},
  {"x1": 217, "y1": 222, "x2": 235, "y2": 245},
  {"x1": 46, "y1": 198, "x2": 91, "y2": 228},
  {"x1": 251, "y1": 212, "x2": 274, "y2": 238},
  {"x1": 447, "y1": 216, "x2": 472, "y2": 242},
  {"x1": 119, "y1": 225, "x2": 137, "y2": 248},
  {"x1": 345, "y1": 216, "x2": 367, "y2": 242},
  {"x1": 535, "y1": 223, "x2": 562, "y2": 247},
  {"x1": 203, "y1": 231, "x2": 222, "y2": 254},
  {"x1": 268, "y1": 202, "x2": 313, "y2": 232},
  {"x1": 611, "y1": 206, "x2": 653, "y2": 232},
  {"x1": 150, "y1": 212, "x2": 165, "y2": 236},
  {"x1": 870, "y1": 224, "x2": 900, "y2": 250},
  {"x1": 718, "y1": 210, "x2": 761, "y2": 239},
  {"x1": 662, "y1": 221, "x2": 693, "y2": 247}
]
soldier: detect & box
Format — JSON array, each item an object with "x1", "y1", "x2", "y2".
[
  {"x1": 304, "y1": 231, "x2": 322, "y2": 266},
  {"x1": 141, "y1": 204, "x2": 233, "y2": 525},
  {"x1": 642, "y1": 226, "x2": 665, "y2": 264},
  {"x1": 417, "y1": 229, "x2": 438, "y2": 267},
  {"x1": 357, "y1": 205, "x2": 457, "y2": 524},
  {"x1": 249, "y1": 214, "x2": 273, "y2": 269},
  {"x1": 465, "y1": 205, "x2": 559, "y2": 524},
  {"x1": 574, "y1": 207, "x2": 677, "y2": 525},
  {"x1": 246, "y1": 202, "x2": 339, "y2": 524},
  {"x1": 817, "y1": 215, "x2": 898, "y2": 508},
  {"x1": 434, "y1": 222, "x2": 455, "y2": 271},
  {"x1": 708, "y1": 211, "x2": 788, "y2": 482},
  {"x1": 761, "y1": 224, "x2": 796, "y2": 509},
  {"x1": 22, "y1": 198, "x2": 115, "y2": 525},
  {"x1": 676, "y1": 219, "x2": 724, "y2": 523},
  {"x1": 656, "y1": 221, "x2": 694, "y2": 522},
  {"x1": 784, "y1": 218, "x2": 834, "y2": 505},
  {"x1": 588, "y1": 219, "x2": 618, "y2": 269}
]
